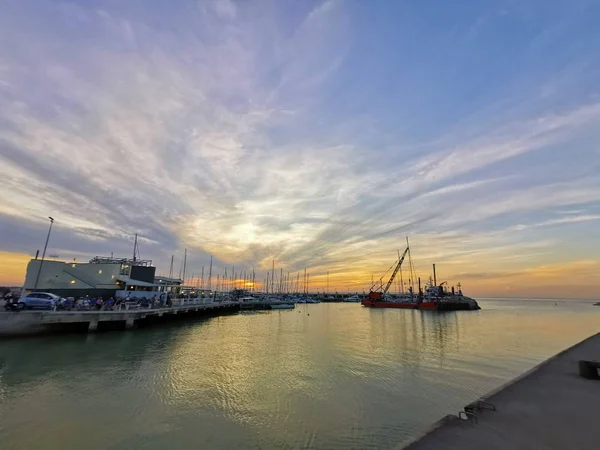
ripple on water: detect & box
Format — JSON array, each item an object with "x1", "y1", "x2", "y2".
[{"x1": 1, "y1": 301, "x2": 599, "y2": 450}]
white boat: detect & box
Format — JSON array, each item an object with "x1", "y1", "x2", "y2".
[
  {"x1": 343, "y1": 295, "x2": 361, "y2": 302},
  {"x1": 270, "y1": 303, "x2": 295, "y2": 310}
]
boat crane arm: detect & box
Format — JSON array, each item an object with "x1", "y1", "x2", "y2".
[{"x1": 382, "y1": 246, "x2": 409, "y2": 294}]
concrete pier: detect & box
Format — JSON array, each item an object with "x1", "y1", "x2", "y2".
[
  {"x1": 0, "y1": 300, "x2": 242, "y2": 337},
  {"x1": 402, "y1": 333, "x2": 600, "y2": 450}
]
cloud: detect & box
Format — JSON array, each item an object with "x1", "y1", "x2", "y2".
[
  {"x1": 212, "y1": 0, "x2": 237, "y2": 19},
  {"x1": 512, "y1": 214, "x2": 600, "y2": 231},
  {"x1": 0, "y1": 0, "x2": 599, "y2": 298}
]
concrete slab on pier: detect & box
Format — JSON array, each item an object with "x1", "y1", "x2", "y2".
[
  {"x1": 0, "y1": 301, "x2": 241, "y2": 336},
  {"x1": 403, "y1": 333, "x2": 600, "y2": 450}
]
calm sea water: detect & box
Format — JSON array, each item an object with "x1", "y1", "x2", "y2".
[{"x1": 1, "y1": 299, "x2": 599, "y2": 449}]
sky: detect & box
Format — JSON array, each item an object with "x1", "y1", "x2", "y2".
[{"x1": 1, "y1": 0, "x2": 599, "y2": 298}]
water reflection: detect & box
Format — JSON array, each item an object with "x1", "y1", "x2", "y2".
[{"x1": 1, "y1": 300, "x2": 599, "y2": 450}]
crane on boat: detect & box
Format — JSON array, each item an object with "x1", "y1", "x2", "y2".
[{"x1": 368, "y1": 246, "x2": 409, "y2": 301}]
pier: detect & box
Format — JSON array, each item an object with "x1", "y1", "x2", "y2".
[
  {"x1": 0, "y1": 300, "x2": 243, "y2": 336},
  {"x1": 402, "y1": 333, "x2": 600, "y2": 450}
]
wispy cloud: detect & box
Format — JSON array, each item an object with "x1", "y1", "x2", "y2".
[{"x1": 1, "y1": 0, "x2": 599, "y2": 297}]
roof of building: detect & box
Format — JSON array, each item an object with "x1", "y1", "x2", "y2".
[
  {"x1": 90, "y1": 256, "x2": 153, "y2": 267},
  {"x1": 154, "y1": 276, "x2": 184, "y2": 284},
  {"x1": 116, "y1": 277, "x2": 158, "y2": 287}
]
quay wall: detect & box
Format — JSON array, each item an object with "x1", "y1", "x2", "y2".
[{"x1": 400, "y1": 332, "x2": 600, "y2": 450}]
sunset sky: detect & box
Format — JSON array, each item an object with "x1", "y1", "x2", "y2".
[{"x1": 1, "y1": 0, "x2": 599, "y2": 298}]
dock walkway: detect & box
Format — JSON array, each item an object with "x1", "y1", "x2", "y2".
[
  {"x1": 403, "y1": 333, "x2": 600, "y2": 450},
  {"x1": 0, "y1": 300, "x2": 241, "y2": 336}
]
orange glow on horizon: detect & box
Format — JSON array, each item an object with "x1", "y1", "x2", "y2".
[
  {"x1": 0, "y1": 251, "x2": 31, "y2": 286},
  {"x1": 1, "y1": 249, "x2": 597, "y2": 299}
]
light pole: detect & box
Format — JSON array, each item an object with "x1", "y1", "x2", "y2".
[{"x1": 33, "y1": 216, "x2": 54, "y2": 291}]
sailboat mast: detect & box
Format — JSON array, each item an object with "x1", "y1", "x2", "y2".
[
  {"x1": 279, "y1": 268, "x2": 283, "y2": 294},
  {"x1": 303, "y1": 268, "x2": 307, "y2": 294},
  {"x1": 168, "y1": 254, "x2": 174, "y2": 279},
  {"x1": 208, "y1": 255, "x2": 213, "y2": 291},
  {"x1": 266, "y1": 272, "x2": 270, "y2": 297},
  {"x1": 271, "y1": 260, "x2": 275, "y2": 296},
  {"x1": 182, "y1": 248, "x2": 187, "y2": 285}
]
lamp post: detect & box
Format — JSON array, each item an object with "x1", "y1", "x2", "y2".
[{"x1": 33, "y1": 216, "x2": 54, "y2": 291}]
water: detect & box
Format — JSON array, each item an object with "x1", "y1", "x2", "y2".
[{"x1": 1, "y1": 299, "x2": 599, "y2": 449}]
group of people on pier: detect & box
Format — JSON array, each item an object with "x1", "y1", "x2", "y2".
[{"x1": 57, "y1": 292, "x2": 175, "y2": 311}]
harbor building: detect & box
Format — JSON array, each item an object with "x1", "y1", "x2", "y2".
[{"x1": 23, "y1": 256, "x2": 183, "y2": 299}]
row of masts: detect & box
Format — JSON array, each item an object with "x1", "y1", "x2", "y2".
[
  {"x1": 263, "y1": 265, "x2": 313, "y2": 295},
  {"x1": 160, "y1": 248, "x2": 425, "y2": 296},
  {"x1": 163, "y1": 251, "x2": 319, "y2": 295},
  {"x1": 142, "y1": 236, "x2": 449, "y2": 296}
]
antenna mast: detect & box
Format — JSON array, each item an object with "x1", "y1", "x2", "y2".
[
  {"x1": 133, "y1": 233, "x2": 138, "y2": 262},
  {"x1": 182, "y1": 249, "x2": 187, "y2": 285}
]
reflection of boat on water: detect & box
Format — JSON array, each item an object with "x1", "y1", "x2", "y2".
[
  {"x1": 343, "y1": 295, "x2": 361, "y2": 302},
  {"x1": 362, "y1": 239, "x2": 480, "y2": 311}
]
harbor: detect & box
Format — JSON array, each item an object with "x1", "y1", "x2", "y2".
[
  {"x1": 1, "y1": 2, "x2": 598, "y2": 448},
  {"x1": 1, "y1": 295, "x2": 352, "y2": 336},
  {"x1": 402, "y1": 332, "x2": 600, "y2": 449},
  {"x1": 1, "y1": 298, "x2": 598, "y2": 450},
  {"x1": 0, "y1": 295, "x2": 367, "y2": 337}
]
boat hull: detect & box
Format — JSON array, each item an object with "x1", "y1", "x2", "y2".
[
  {"x1": 270, "y1": 303, "x2": 295, "y2": 310},
  {"x1": 361, "y1": 299, "x2": 478, "y2": 311},
  {"x1": 362, "y1": 300, "x2": 417, "y2": 308}
]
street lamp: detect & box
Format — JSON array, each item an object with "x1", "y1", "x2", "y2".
[{"x1": 33, "y1": 216, "x2": 54, "y2": 291}]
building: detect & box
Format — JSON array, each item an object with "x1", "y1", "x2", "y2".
[
  {"x1": 154, "y1": 276, "x2": 184, "y2": 292},
  {"x1": 23, "y1": 256, "x2": 162, "y2": 299}
]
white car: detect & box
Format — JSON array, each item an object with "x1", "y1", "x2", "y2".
[{"x1": 17, "y1": 292, "x2": 61, "y2": 310}]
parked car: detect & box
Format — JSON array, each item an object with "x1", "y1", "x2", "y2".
[{"x1": 14, "y1": 292, "x2": 61, "y2": 310}]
